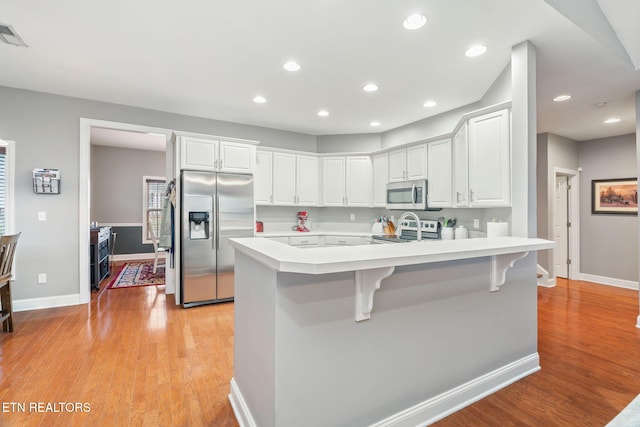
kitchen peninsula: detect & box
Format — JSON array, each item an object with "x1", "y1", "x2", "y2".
[{"x1": 228, "y1": 236, "x2": 554, "y2": 427}]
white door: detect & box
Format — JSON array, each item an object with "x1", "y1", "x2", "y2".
[
  {"x1": 218, "y1": 141, "x2": 254, "y2": 174},
  {"x1": 388, "y1": 149, "x2": 407, "y2": 182},
  {"x1": 453, "y1": 124, "x2": 469, "y2": 207},
  {"x1": 254, "y1": 150, "x2": 273, "y2": 204},
  {"x1": 372, "y1": 152, "x2": 389, "y2": 207},
  {"x1": 296, "y1": 155, "x2": 319, "y2": 205},
  {"x1": 554, "y1": 175, "x2": 569, "y2": 279},
  {"x1": 181, "y1": 137, "x2": 218, "y2": 170},
  {"x1": 272, "y1": 152, "x2": 296, "y2": 205},
  {"x1": 427, "y1": 139, "x2": 452, "y2": 207},
  {"x1": 322, "y1": 157, "x2": 346, "y2": 206},
  {"x1": 345, "y1": 156, "x2": 371, "y2": 206},
  {"x1": 406, "y1": 143, "x2": 427, "y2": 180}
]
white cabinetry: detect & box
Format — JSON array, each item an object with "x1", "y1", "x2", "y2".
[
  {"x1": 372, "y1": 152, "x2": 389, "y2": 207},
  {"x1": 388, "y1": 144, "x2": 427, "y2": 182},
  {"x1": 178, "y1": 133, "x2": 256, "y2": 173},
  {"x1": 271, "y1": 151, "x2": 319, "y2": 206},
  {"x1": 468, "y1": 109, "x2": 511, "y2": 207},
  {"x1": 453, "y1": 124, "x2": 469, "y2": 207},
  {"x1": 255, "y1": 150, "x2": 273, "y2": 204},
  {"x1": 322, "y1": 156, "x2": 371, "y2": 206},
  {"x1": 426, "y1": 139, "x2": 452, "y2": 208}
]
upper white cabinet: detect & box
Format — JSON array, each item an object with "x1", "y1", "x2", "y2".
[
  {"x1": 322, "y1": 156, "x2": 371, "y2": 206},
  {"x1": 270, "y1": 151, "x2": 319, "y2": 206},
  {"x1": 426, "y1": 139, "x2": 452, "y2": 208},
  {"x1": 388, "y1": 144, "x2": 427, "y2": 182},
  {"x1": 255, "y1": 150, "x2": 273, "y2": 204},
  {"x1": 453, "y1": 124, "x2": 469, "y2": 207},
  {"x1": 177, "y1": 133, "x2": 257, "y2": 173},
  {"x1": 467, "y1": 109, "x2": 511, "y2": 207},
  {"x1": 372, "y1": 152, "x2": 389, "y2": 207}
]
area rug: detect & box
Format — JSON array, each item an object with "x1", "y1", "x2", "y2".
[{"x1": 108, "y1": 262, "x2": 165, "y2": 289}]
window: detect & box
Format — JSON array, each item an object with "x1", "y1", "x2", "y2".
[
  {"x1": 0, "y1": 146, "x2": 6, "y2": 235},
  {"x1": 143, "y1": 176, "x2": 166, "y2": 243}
]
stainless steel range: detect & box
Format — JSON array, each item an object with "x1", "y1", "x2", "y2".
[{"x1": 372, "y1": 219, "x2": 441, "y2": 243}]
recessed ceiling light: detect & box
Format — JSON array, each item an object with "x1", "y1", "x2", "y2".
[
  {"x1": 403, "y1": 14, "x2": 427, "y2": 30},
  {"x1": 553, "y1": 95, "x2": 571, "y2": 102},
  {"x1": 604, "y1": 117, "x2": 621, "y2": 124},
  {"x1": 465, "y1": 45, "x2": 487, "y2": 57},
  {"x1": 370, "y1": 121, "x2": 381, "y2": 127},
  {"x1": 283, "y1": 61, "x2": 301, "y2": 72},
  {"x1": 423, "y1": 100, "x2": 437, "y2": 108},
  {"x1": 253, "y1": 95, "x2": 266, "y2": 104},
  {"x1": 363, "y1": 83, "x2": 379, "y2": 92},
  {"x1": 317, "y1": 110, "x2": 329, "y2": 117}
]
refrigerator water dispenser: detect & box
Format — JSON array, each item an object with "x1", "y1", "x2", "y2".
[{"x1": 188, "y1": 211, "x2": 210, "y2": 240}]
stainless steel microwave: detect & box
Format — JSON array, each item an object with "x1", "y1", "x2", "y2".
[{"x1": 386, "y1": 179, "x2": 438, "y2": 210}]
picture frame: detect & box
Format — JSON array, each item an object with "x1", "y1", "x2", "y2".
[{"x1": 591, "y1": 178, "x2": 638, "y2": 215}]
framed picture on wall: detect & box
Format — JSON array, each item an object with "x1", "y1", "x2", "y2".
[{"x1": 591, "y1": 178, "x2": 638, "y2": 215}]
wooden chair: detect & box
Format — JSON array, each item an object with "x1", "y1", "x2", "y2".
[
  {"x1": 148, "y1": 221, "x2": 166, "y2": 274},
  {"x1": 0, "y1": 233, "x2": 20, "y2": 332}
]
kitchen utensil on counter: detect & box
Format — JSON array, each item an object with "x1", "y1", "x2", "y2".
[
  {"x1": 454, "y1": 225, "x2": 468, "y2": 239},
  {"x1": 487, "y1": 221, "x2": 508, "y2": 237},
  {"x1": 372, "y1": 221, "x2": 384, "y2": 235},
  {"x1": 293, "y1": 211, "x2": 310, "y2": 232},
  {"x1": 256, "y1": 221, "x2": 264, "y2": 233},
  {"x1": 441, "y1": 227, "x2": 454, "y2": 240}
]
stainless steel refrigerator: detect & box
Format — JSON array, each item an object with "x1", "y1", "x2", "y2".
[{"x1": 181, "y1": 170, "x2": 254, "y2": 307}]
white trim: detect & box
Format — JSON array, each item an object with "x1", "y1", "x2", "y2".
[
  {"x1": 80, "y1": 118, "x2": 172, "y2": 306},
  {"x1": 229, "y1": 354, "x2": 539, "y2": 427},
  {"x1": 111, "y1": 253, "x2": 164, "y2": 262},
  {"x1": 13, "y1": 293, "x2": 82, "y2": 312},
  {"x1": 579, "y1": 273, "x2": 638, "y2": 290},
  {"x1": 228, "y1": 378, "x2": 258, "y2": 427},
  {"x1": 536, "y1": 264, "x2": 556, "y2": 287}
]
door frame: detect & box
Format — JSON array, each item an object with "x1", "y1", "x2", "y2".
[
  {"x1": 552, "y1": 167, "x2": 580, "y2": 280},
  {"x1": 79, "y1": 118, "x2": 173, "y2": 304}
]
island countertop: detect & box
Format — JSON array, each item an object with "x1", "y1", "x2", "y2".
[{"x1": 229, "y1": 236, "x2": 555, "y2": 275}]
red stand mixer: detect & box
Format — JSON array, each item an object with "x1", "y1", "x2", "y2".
[{"x1": 293, "y1": 211, "x2": 310, "y2": 232}]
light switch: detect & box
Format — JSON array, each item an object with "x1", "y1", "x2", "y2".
[
  {"x1": 473, "y1": 218, "x2": 480, "y2": 228},
  {"x1": 38, "y1": 273, "x2": 47, "y2": 284},
  {"x1": 38, "y1": 211, "x2": 47, "y2": 221}
]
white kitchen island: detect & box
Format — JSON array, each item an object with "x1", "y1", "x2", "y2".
[{"x1": 228, "y1": 237, "x2": 554, "y2": 427}]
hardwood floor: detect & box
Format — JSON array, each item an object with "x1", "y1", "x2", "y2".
[{"x1": 1, "y1": 275, "x2": 639, "y2": 426}]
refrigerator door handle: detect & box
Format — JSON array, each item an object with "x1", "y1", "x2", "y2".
[
  {"x1": 211, "y1": 197, "x2": 216, "y2": 250},
  {"x1": 215, "y1": 193, "x2": 220, "y2": 250}
]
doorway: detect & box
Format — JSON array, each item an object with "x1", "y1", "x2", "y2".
[{"x1": 552, "y1": 169, "x2": 580, "y2": 280}]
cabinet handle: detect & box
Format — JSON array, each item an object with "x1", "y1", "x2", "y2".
[
  {"x1": 270, "y1": 195, "x2": 273, "y2": 204},
  {"x1": 456, "y1": 192, "x2": 461, "y2": 203},
  {"x1": 469, "y1": 189, "x2": 474, "y2": 202}
]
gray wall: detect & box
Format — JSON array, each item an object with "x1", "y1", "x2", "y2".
[
  {"x1": 0, "y1": 85, "x2": 316, "y2": 300},
  {"x1": 536, "y1": 133, "x2": 579, "y2": 274},
  {"x1": 316, "y1": 133, "x2": 382, "y2": 153},
  {"x1": 91, "y1": 144, "x2": 166, "y2": 254},
  {"x1": 579, "y1": 133, "x2": 637, "y2": 281}
]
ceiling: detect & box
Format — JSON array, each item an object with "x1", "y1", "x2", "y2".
[{"x1": 1, "y1": 0, "x2": 639, "y2": 144}]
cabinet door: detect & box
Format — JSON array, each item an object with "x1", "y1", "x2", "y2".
[
  {"x1": 427, "y1": 139, "x2": 452, "y2": 208},
  {"x1": 272, "y1": 152, "x2": 297, "y2": 205},
  {"x1": 219, "y1": 141, "x2": 254, "y2": 174},
  {"x1": 372, "y1": 152, "x2": 389, "y2": 207},
  {"x1": 181, "y1": 137, "x2": 218, "y2": 170},
  {"x1": 322, "y1": 157, "x2": 346, "y2": 206},
  {"x1": 255, "y1": 150, "x2": 273, "y2": 205},
  {"x1": 468, "y1": 109, "x2": 511, "y2": 207},
  {"x1": 388, "y1": 148, "x2": 407, "y2": 182},
  {"x1": 346, "y1": 156, "x2": 371, "y2": 206},
  {"x1": 453, "y1": 125, "x2": 469, "y2": 207},
  {"x1": 406, "y1": 143, "x2": 427, "y2": 180},
  {"x1": 296, "y1": 155, "x2": 319, "y2": 205}
]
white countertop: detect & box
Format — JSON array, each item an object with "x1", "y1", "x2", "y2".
[
  {"x1": 256, "y1": 231, "x2": 372, "y2": 238},
  {"x1": 230, "y1": 236, "x2": 555, "y2": 274}
]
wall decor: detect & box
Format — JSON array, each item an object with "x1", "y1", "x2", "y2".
[
  {"x1": 591, "y1": 178, "x2": 638, "y2": 215},
  {"x1": 32, "y1": 168, "x2": 61, "y2": 194}
]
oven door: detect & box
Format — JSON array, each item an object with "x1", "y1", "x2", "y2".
[{"x1": 386, "y1": 180, "x2": 427, "y2": 210}]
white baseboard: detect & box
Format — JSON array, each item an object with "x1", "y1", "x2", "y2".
[
  {"x1": 229, "y1": 378, "x2": 257, "y2": 427},
  {"x1": 536, "y1": 265, "x2": 556, "y2": 288},
  {"x1": 13, "y1": 293, "x2": 83, "y2": 312},
  {"x1": 111, "y1": 253, "x2": 164, "y2": 262},
  {"x1": 229, "y1": 354, "x2": 540, "y2": 427},
  {"x1": 579, "y1": 273, "x2": 638, "y2": 290}
]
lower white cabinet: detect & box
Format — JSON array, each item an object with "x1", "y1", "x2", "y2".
[
  {"x1": 324, "y1": 236, "x2": 364, "y2": 246},
  {"x1": 289, "y1": 235, "x2": 320, "y2": 247},
  {"x1": 427, "y1": 138, "x2": 452, "y2": 208}
]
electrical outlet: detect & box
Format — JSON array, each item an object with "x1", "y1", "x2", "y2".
[
  {"x1": 38, "y1": 273, "x2": 47, "y2": 284},
  {"x1": 350, "y1": 213, "x2": 355, "y2": 221},
  {"x1": 37, "y1": 211, "x2": 47, "y2": 221},
  {"x1": 473, "y1": 219, "x2": 480, "y2": 229}
]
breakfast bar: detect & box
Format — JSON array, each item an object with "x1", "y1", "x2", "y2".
[{"x1": 228, "y1": 236, "x2": 554, "y2": 427}]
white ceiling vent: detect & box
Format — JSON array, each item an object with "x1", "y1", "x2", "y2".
[{"x1": 0, "y1": 24, "x2": 27, "y2": 47}]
